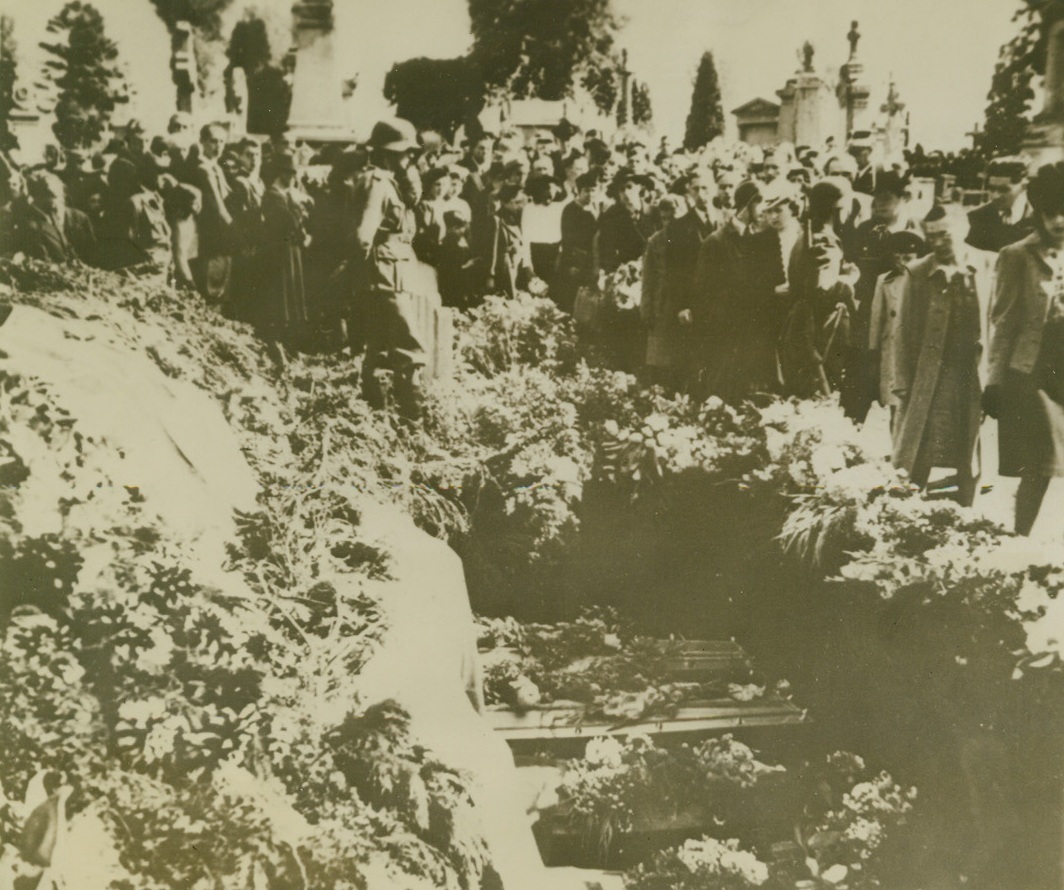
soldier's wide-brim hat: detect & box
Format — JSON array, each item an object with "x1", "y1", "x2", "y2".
[{"x1": 368, "y1": 117, "x2": 419, "y2": 153}]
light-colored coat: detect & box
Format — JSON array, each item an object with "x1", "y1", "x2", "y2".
[
  {"x1": 891, "y1": 253, "x2": 986, "y2": 475},
  {"x1": 987, "y1": 231, "x2": 1059, "y2": 386},
  {"x1": 868, "y1": 267, "x2": 908, "y2": 407}
]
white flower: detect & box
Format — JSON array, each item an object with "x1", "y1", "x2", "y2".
[
  {"x1": 1024, "y1": 597, "x2": 1064, "y2": 658},
  {"x1": 1014, "y1": 577, "x2": 1052, "y2": 615},
  {"x1": 822, "y1": 864, "x2": 849, "y2": 884},
  {"x1": 810, "y1": 444, "x2": 848, "y2": 480},
  {"x1": 585, "y1": 736, "x2": 624, "y2": 768}
]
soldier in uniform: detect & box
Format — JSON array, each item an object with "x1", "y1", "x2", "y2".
[{"x1": 351, "y1": 117, "x2": 428, "y2": 420}]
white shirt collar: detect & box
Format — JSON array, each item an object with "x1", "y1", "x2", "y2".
[{"x1": 1003, "y1": 192, "x2": 1030, "y2": 226}]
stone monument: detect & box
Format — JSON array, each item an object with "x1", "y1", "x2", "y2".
[
  {"x1": 1024, "y1": 0, "x2": 1064, "y2": 165},
  {"x1": 777, "y1": 42, "x2": 843, "y2": 146},
  {"x1": 879, "y1": 78, "x2": 909, "y2": 158},
  {"x1": 837, "y1": 20, "x2": 871, "y2": 139},
  {"x1": 286, "y1": 0, "x2": 354, "y2": 141},
  {"x1": 169, "y1": 22, "x2": 198, "y2": 115}
]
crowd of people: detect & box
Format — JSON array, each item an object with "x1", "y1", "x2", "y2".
[{"x1": 2, "y1": 110, "x2": 1063, "y2": 535}]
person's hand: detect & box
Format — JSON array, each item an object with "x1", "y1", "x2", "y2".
[
  {"x1": 774, "y1": 283, "x2": 789, "y2": 297},
  {"x1": 982, "y1": 385, "x2": 1001, "y2": 419},
  {"x1": 678, "y1": 309, "x2": 693, "y2": 326}
]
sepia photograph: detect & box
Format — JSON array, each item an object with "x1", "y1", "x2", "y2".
[{"x1": 0, "y1": 0, "x2": 1062, "y2": 888}]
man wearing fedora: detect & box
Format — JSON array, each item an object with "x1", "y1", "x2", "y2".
[
  {"x1": 849, "y1": 132, "x2": 880, "y2": 197},
  {"x1": 351, "y1": 117, "x2": 428, "y2": 420}
]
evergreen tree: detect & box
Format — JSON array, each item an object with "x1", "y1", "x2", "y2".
[
  {"x1": 468, "y1": 0, "x2": 620, "y2": 101},
  {"x1": 581, "y1": 56, "x2": 619, "y2": 117},
  {"x1": 384, "y1": 56, "x2": 483, "y2": 141},
  {"x1": 980, "y1": 3, "x2": 1043, "y2": 157},
  {"x1": 632, "y1": 79, "x2": 653, "y2": 127},
  {"x1": 0, "y1": 15, "x2": 17, "y2": 153},
  {"x1": 40, "y1": 2, "x2": 128, "y2": 150},
  {"x1": 684, "y1": 51, "x2": 724, "y2": 152}
]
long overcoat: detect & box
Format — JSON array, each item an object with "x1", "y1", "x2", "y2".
[{"x1": 891, "y1": 254, "x2": 985, "y2": 475}]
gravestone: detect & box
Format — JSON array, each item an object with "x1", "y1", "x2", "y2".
[{"x1": 286, "y1": 0, "x2": 354, "y2": 141}]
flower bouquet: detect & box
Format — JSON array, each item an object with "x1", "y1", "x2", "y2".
[{"x1": 603, "y1": 260, "x2": 644, "y2": 314}]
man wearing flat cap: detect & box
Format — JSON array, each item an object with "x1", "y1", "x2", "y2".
[{"x1": 351, "y1": 117, "x2": 428, "y2": 420}]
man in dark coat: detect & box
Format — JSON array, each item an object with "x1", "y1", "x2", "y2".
[
  {"x1": 685, "y1": 179, "x2": 761, "y2": 400},
  {"x1": 190, "y1": 123, "x2": 234, "y2": 307},
  {"x1": 965, "y1": 157, "x2": 1035, "y2": 253},
  {"x1": 740, "y1": 181, "x2": 804, "y2": 396},
  {"x1": 552, "y1": 170, "x2": 599, "y2": 313},
  {"x1": 20, "y1": 172, "x2": 96, "y2": 265},
  {"x1": 664, "y1": 168, "x2": 717, "y2": 314}
]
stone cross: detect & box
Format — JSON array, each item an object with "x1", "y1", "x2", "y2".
[{"x1": 881, "y1": 79, "x2": 905, "y2": 117}]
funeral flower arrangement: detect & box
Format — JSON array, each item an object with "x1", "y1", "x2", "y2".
[
  {"x1": 553, "y1": 734, "x2": 782, "y2": 860},
  {"x1": 477, "y1": 610, "x2": 784, "y2": 721},
  {"x1": 625, "y1": 837, "x2": 770, "y2": 890}
]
